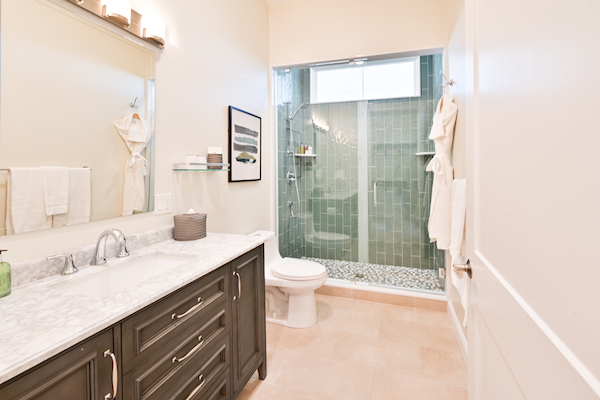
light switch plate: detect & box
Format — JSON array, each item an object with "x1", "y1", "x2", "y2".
[{"x1": 154, "y1": 194, "x2": 172, "y2": 215}]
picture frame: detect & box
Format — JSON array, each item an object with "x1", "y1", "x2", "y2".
[{"x1": 228, "y1": 106, "x2": 262, "y2": 182}]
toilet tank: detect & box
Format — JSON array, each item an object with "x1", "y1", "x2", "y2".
[{"x1": 249, "y1": 231, "x2": 281, "y2": 270}]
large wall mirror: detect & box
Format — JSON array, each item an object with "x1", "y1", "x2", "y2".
[{"x1": 0, "y1": 0, "x2": 156, "y2": 235}]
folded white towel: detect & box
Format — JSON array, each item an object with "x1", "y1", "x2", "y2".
[
  {"x1": 41, "y1": 167, "x2": 69, "y2": 216},
  {"x1": 6, "y1": 168, "x2": 52, "y2": 234},
  {"x1": 53, "y1": 168, "x2": 91, "y2": 227},
  {"x1": 450, "y1": 178, "x2": 468, "y2": 327}
]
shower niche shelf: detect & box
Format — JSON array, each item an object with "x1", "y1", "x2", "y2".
[
  {"x1": 294, "y1": 154, "x2": 317, "y2": 158},
  {"x1": 172, "y1": 162, "x2": 230, "y2": 172}
]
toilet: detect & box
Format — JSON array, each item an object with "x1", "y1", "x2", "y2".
[{"x1": 251, "y1": 231, "x2": 327, "y2": 328}]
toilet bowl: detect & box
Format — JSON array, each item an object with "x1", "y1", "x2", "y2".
[{"x1": 251, "y1": 230, "x2": 327, "y2": 329}]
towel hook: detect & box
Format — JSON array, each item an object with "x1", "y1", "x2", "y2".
[
  {"x1": 439, "y1": 71, "x2": 455, "y2": 88},
  {"x1": 130, "y1": 97, "x2": 138, "y2": 109}
]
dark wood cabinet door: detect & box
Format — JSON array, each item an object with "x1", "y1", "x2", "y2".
[
  {"x1": 231, "y1": 245, "x2": 266, "y2": 393},
  {"x1": 0, "y1": 329, "x2": 115, "y2": 400}
]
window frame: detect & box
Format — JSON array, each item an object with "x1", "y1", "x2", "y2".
[{"x1": 309, "y1": 56, "x2": 421, "y2": 104}]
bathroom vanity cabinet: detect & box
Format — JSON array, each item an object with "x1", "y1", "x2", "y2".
[{"x1": 0, "y1": 246, "x2": 266, "y2": 400}]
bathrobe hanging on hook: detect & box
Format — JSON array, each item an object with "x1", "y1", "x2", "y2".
[
  {"x1": 113, "y1": 113, "x2": 153, "y2": 216},
  {"x1": 426, "y1": 94, "x2": 458, "y2": 249}
]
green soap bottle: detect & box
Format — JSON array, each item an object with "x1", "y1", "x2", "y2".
[{"x1": 0, "y1": 250, "x2": 10, "y2": 298}]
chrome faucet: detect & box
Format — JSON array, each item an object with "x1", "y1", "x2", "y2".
[
  {"x1": 90, "y1": 229, "x2": 129, "y2": 265},
  {"x1": 47, "y1": 253, "x2": 78, "y2": 275}
]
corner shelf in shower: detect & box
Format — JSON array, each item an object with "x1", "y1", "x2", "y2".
[
  {"x1": 415, "y1": 152, "x2": 436, "y2": 156},
  {"x1": 294, "y1": 154, "x2": 317, "y2": 158},
  {"x1": 172, "y1": 162, "x2": 230, "y2": 172}
]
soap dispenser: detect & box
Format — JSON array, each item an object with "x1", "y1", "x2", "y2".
[{"x1": 0, "y1": 250, "x2": 10, "y2": 298}]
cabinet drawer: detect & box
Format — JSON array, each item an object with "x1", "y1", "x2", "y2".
[
  {"x1": 196, "y1": 368, "x2": 231, "y2": 400},
  {"x1": 158, "y1": 335, "x2": 230, "y2": 400},
  {"x1": 122, "y1": 265, "x2": 229, "y2": 374},
  {"x1": 122, "y1": 303, "x2": 230, "y2": 400}
]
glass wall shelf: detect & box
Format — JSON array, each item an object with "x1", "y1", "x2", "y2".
[
  {"x1": 294, "y1": 154, "x2": 317, "y2": 158},
  {"x1": 172, "y1": 162, "x2": 230, "y2": 172}
]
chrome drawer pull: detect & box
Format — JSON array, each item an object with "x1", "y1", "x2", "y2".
[
  {"x1": 185, "y1": 375, "x2": 206, "y2": 400},
  {"x1": 104, "y1": 349, "x2": 118, "y2": 399},
  {"x1": 233, "y1": 271, "x2": 241, "y2": 300},
  {"x1": 172, "y1": 297, "x2": 203, "y2": 320},
  {"x1": 172, "y1": 336, "x2": 205, "y2": 363}
]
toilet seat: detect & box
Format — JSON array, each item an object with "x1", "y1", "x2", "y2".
[{"x1": 271, "y1": 258, "x2": 327, "y2": 281}]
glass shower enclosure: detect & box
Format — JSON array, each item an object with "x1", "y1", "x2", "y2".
[{"x1": 275, "y1": 54, "x2": 445, "y2": 294}]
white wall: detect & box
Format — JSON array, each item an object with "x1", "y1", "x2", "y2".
[
  {"x1": 1, "y1": 0, "x2": 272, "y2": 262},
  {"x1": 269, "y1": 0, "x2": 449, "y2": 67}
]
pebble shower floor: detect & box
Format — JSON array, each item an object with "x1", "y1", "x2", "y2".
[{"x1": 303, "y1": 257, "x2": 444, "y2": 293}]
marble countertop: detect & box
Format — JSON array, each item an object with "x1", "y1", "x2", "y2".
[{"x1": 0, "y1": 230, "x2": 274, "y2": 385}]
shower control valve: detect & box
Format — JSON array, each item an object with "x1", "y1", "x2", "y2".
[{"x1": 286, "y1": 171, "x2": 296, "y2": 184}]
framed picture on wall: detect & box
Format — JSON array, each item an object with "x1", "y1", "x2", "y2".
[{"x1": 228, "y1": 106, "x2": 262, "y2": 182}]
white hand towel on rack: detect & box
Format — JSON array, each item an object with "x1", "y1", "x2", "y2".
[
  {"x1": 41, "y1": 167, "x2": 69, "y2": 216},
  {"x1": 450, "y1": 178, "x2": 468, "y2": 327},
  {"x1": 6, "y1": 168, "x2": 52, "y2": 234},
  {"x1": 53, "y1": 168, "x2": 91, "y2": 227}
]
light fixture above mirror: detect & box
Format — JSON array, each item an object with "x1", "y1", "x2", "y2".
[
  {"x1": 102, "y1": 0, "x2": 131, "y2": 27},
  {"x1": 66, "y1": 0, "x2": 165, "y2": 49},
  {"x1": 143, "y1": 16, "x2": 166, "y2": 46}
]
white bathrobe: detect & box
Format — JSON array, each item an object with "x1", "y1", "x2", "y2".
[
  {"x1": 426, "y1": 94, "x2": 458, "y2": 249},
  {"x1": 113, "y1": 114, "x2": 152, "y2": 216}
]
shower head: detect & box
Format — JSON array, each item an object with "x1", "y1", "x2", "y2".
[{"x1": 290, "y1": 102, "x2": 310, "y2": 120}]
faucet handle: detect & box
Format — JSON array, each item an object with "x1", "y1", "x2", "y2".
[{"x1": 47, "y1": 253, "x2": 78, "y2": 276}]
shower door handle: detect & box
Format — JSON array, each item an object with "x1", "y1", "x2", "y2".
[{"x1": 374, "y1": 182, "x2": 378, "y2": 206}]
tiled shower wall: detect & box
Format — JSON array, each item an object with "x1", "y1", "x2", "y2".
[
  {"x1": 276, "y1": 54, "x2": 445, "y2": 275},
  {"x1": 276, "y1": 68, "x2": 310, "y2": 258}
]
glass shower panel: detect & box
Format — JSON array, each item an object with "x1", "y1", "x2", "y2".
[
  {"x1": 366, "y1": 55, "x2": 445, "y2": 291},
  {"x1": 304, "y1": 102, "x2": 358, "y2": 264}
]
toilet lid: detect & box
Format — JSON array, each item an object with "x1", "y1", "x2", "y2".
[{"x1": 271, "y1": 258, "x2": 327, "y2": 281}]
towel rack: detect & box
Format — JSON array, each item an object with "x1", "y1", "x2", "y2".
[{"x1": 0, "y1": 166, "x2": 92, "y2": 171}]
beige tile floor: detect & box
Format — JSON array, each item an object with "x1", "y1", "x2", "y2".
[{"x1": 238, "y1": 294, "x2": 468, "y2": 400}]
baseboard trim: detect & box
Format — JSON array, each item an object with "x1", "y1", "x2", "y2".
[
  {"x1": 324, "y1": 279, "x2": 447, "y2": 301},
  {"x1": 448, "y1": 300, "x2": 468, "y2": 366}
]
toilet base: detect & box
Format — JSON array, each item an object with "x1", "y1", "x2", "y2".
[{"x1": 265, "y1": 285, "x2": 320, "y2": 329}]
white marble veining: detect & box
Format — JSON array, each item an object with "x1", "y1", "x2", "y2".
[
  {"x1": 0, "y1": 229, "x2": 275, "y2": 384},
  {"x1": 11, "y1": 226, "x2": 175, "y2": 288}
]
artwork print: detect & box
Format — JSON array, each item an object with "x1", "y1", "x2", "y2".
[{"x1": 228, "y1": 106, "x2": 262, "y2": 182}]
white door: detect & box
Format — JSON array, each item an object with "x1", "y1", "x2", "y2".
[{"x1": 463, "y1": 0, "x2": 600, "y2": 398}]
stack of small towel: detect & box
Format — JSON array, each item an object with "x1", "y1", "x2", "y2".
[{"x1": 6, "y1": 167, "x2": 91, "y2": 234}]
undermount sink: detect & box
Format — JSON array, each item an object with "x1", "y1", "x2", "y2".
[{"x1": 55, "y1": 253, "x2": 196, "y2": 298}]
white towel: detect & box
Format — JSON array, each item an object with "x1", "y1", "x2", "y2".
[
  {"x1": 53, "y1": 168, "x2": 91, "y2": 227},
  {"x1": 450, "y1": 178, "x2": 468, "y2": 327},
  {"x1": 6, "y1": 168, "x2": 52, "y2": 234},
  {"x1": 41, "y1": 167, "x2": 69, "y2": 216}
]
